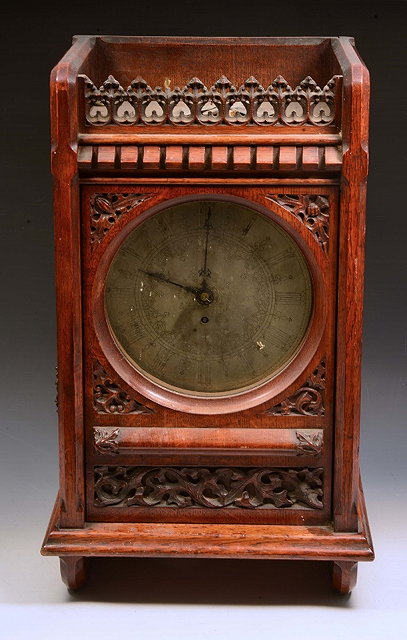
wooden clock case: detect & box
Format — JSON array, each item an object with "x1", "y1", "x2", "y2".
[{"x1": 41, "y1": 36, "x2": 374, "y2": 594}]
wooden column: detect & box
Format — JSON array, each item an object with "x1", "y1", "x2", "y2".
[
  {"x1": 51, "y1": 36, "x2": 95, "y2": 527},
  {"x1": 332, "y1": 37, "x2": 370, "y2": 532}
]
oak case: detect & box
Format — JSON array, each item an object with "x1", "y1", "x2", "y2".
[{"x1": 41, "y1": 35, "x2": 374, "y2": 595}]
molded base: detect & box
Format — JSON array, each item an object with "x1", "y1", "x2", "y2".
[{"x1": 42, "y1": 479, "x2": 374, "y2": 592}]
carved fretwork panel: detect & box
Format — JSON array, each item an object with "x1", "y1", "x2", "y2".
[
  {"x1": 82, "y1": 73, "x2": 341, "y2": 127},
  {"x1": 267, "y1": 194, "x2": 330, "y2": 253},
  {"x1": 90, "y1": 193, "x2": 153, "y2": 245},
  {"x1": 265, "y1": 361, "x2": 326, "y2": 416},
  {"x1": 92, "y1": 360, "x2": 153, "y2": 415},
  {"x1": 94, "y1": 466, "x2": 324, "y2": 510}
]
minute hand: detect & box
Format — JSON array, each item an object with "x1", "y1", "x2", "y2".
[
  {"x1": 139, "y1": 269, "x2": 199, "y2": 295},
  {"x1": 199, "y1": 207, "x2": 212, "y2": 279}
]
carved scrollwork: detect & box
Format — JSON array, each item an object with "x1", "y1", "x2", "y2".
[
  {"x1": 266, "y1": 194, "x2": 330, "y2": 253},
  {"x1": 94, "y1": 427, "x2": 120, "y2": 454},
  {"x1": 82, "y1": 73, "x2": 340, "y2": 127},
  {"x1": 94, "y1": 466, "x2": 323, "y2": 510},
  {"x1": 265, "y1": 361, "x2": 326, "y2": 416},
  {"x1": 93, "y1": 360, "x2": 153, "y2": 415},
  {"x1": 90, "y1": 193, "x2": 153, "y2": 245},
  {"x1": 296, "y1": 431, "x2": 323, "y2": 456}
]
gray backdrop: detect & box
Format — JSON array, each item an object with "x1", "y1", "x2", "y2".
[{"x1": 1, "y1": 2, "x2": 406, "y2": 639}]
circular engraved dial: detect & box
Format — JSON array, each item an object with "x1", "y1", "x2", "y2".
[{"x1": 105, "y1": 200, "x2": 313, "y2": 396}]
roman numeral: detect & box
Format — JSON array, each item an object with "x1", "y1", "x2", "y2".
[
  {"x1": 242, "y1": 214, "x2": 257, "y2": 236},
  {"x1": 152, "y1": 349, "x2": 172, "y2": 373},
  {"x1": 221, "y1": 357, "x2": 230, "y2": 377},
  {"x1": 275, "y1": 291, "x2": 305, "y2": 305},
  {"x1": 238, "y1": 351, "x2": 255, "y2": 376},
  {"x1": 125, "y1": 322, "x2": 148, "y2": 344},
  {"x1": 155, "y1": 215, "x2": 172, "y2": 236},
  {"x1": 106, "y1": 286, "x2": 133, "y2": 297},
  {"x1": 116, "y1": 267, "x2": 134, "y2": 278},
  {"x1": 197, "y1": 360, "x2": 211, "y2": 387},
  {"x1": 267, "y1": 248, "x2": 294, "y2": 266},
  {"x1": 268, "y1": 326, "x2": 293, "y2": 351},
  {"x1": 121, "y1": 246, "x2": 143, "y2": 262}
]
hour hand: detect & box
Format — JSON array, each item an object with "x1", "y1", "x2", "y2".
[{"x1": 139, "y1": 269, "x2": 199, "y2": 295}]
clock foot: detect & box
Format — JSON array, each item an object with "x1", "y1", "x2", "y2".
[
  {"x1": 60, "y1": 556, "x2": 87, "y2": 591},
  {"x1": 332, "y1": 561, "x2": 358, "y2": 594}
]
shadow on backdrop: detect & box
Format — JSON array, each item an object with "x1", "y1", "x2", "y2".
[{"x1": 67, "y1": 557, "x2": 353, "y2": 608}]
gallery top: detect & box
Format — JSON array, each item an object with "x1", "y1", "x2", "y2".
[{"x1": 51, "y1": 36, "x2": 369, "y2": 175}]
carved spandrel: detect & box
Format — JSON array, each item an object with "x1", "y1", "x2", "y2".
[
  {"x1": 265, "y1": 361, "x2": 326, "y2": 416},
  {"x1": 296, "y1": 431, "x2": 323, "y2": 456},
  {"x1": 266, "y1": 195, "x2": 330, "y2": 253},
  {"x1": 82, "y1": 73, "x2": 341, "y2": 127},
  {"x1": 90, "y1": 193, "x2": 153, "y2": 245},
  {"x1": 92, "y1": 360, "x2": 153, "y2": 415},
  {"x1": 94, "y1": 427, "x2": 120, "y2": 454},
  {"x1": 94, "y1": 466, "x2": 324, "y2": 510}
]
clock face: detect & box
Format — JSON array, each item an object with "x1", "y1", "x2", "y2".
[{"x1": 105, "y1": 200, "x2": 313, "y2": 397}]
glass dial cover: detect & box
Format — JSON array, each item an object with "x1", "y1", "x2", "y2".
[{"x1": 105, "y1": 200, "x2": 313, "y2": 396}]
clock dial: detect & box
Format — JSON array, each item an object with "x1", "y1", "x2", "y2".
[{"x1": 105, "y1": 200, "x2": 313, "y2": 396}]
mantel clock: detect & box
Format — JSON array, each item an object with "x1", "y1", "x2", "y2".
[{"x1": 42, "y1": 35, "x2": 374, "y2": 594}]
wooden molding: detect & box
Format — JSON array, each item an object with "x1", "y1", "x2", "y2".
[
  {"x1": 41, "y1": 477, "x2": 374, "y2": 561},
  {"x1": 78, "y1": 144, "x2": 342, "y2": 173}
]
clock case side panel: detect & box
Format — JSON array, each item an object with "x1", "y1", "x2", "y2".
[
  {"x1": 51, "y1": 36, "x2": 97, "y2": 528},
  {"x1": 332, "y1": 38, "x2": 370, "y2": 533},
  {"x1": 81, "y1": 184, "x2": 338, "y2": 526}
]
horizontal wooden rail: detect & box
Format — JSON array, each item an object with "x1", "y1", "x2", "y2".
[
  {"x1": 79, "y1": 133, "x2": 342, "y2": 146},
  {"x1": 92, "y1": 426, "x2": 324, "y2": 456},
  {"x1": 78, "y1": 143, "x2": 342, "y2": 173}
]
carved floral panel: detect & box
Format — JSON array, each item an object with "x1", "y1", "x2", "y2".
[
  {"x1": 94, "y1": 466, "x2": 323, "y2": 510},
  {"x1": 93, "y1": 360, "x2": 153, "y2": 415},
  {"x1": 265, "y1": 361, "x2": 326, "y2": 416},
  {"x1": 267, "y1": 194, "x2": 330, "y2": 253},
  {"x1": 90, "y1": 193, "x2": 153, "y2": 245}
]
